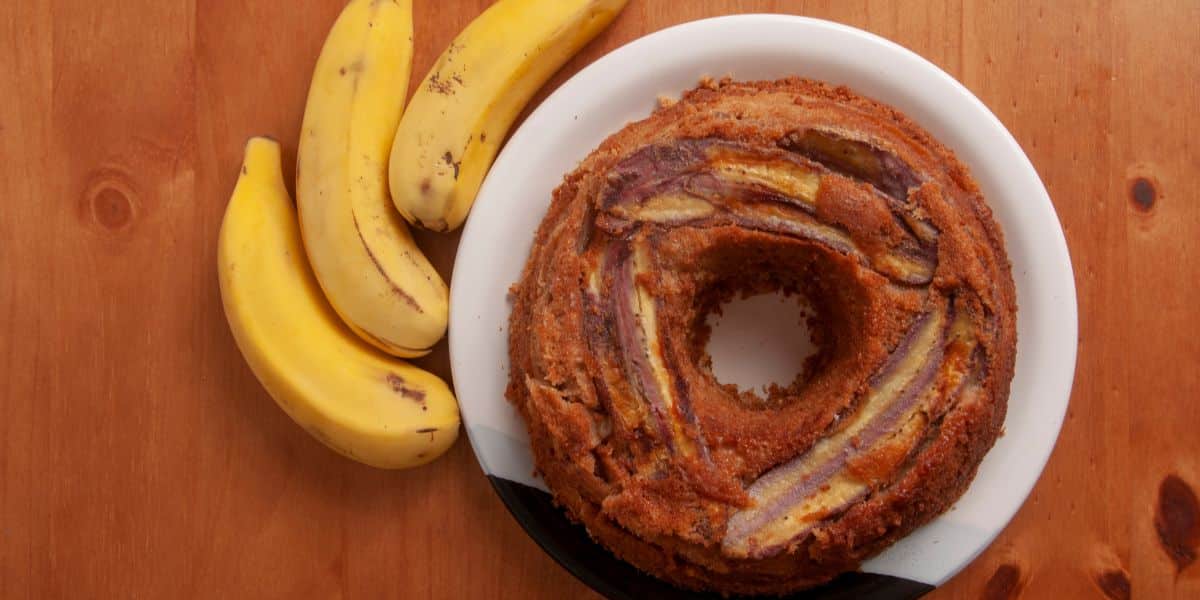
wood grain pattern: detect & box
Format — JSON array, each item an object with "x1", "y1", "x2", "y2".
[{"x1": 2, "y1": 1, "x2": 1197, "y2": 597}]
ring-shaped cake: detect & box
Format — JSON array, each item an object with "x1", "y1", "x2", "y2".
[{"x1": 507, "y1": 77, "x2": 1017, "y2": 594}]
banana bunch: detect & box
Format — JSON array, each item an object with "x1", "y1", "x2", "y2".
[
  {"x1": 390, "y1": 0, "x2": 629, "y2": 232},
  {"x1": 219, "y1": 138, "x2": 459, "y2": 469},
  {"x1": 218, "y1": 0, "x2": 628, "y2": 469}
]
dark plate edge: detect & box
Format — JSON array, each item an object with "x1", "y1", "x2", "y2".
[{"x1": 487, "y1": 476, "x2": 934, "y2": 600}]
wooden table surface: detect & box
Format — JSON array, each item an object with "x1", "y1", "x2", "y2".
[{"x1": 3, "y1": 1, "x2": 1198, "y2": 598}]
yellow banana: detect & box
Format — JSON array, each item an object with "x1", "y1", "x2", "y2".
[
  {"x1": 389, "y1": 0, "x2": 628, "y2": 232},
  {"x1": 219, "y1": 138, "x2": 460, "y2": 469},
  {"x1": 297, "y1": 0, "x2": 448, "y2": 357}
]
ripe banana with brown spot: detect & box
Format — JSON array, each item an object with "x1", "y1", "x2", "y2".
[
  {"x1": 297, "y1": 0, "x2": 448, "y2": 357},
  {"x1": 389, "y1": 0, "x2": 629, "y2": 232},
  {"x1": 219, "y1": 138, "x2": 460, "y2": 469}
]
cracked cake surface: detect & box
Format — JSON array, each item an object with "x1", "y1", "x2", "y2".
[{"x1": 506, "y1": 77, "x2": 1017, "y2": 595}]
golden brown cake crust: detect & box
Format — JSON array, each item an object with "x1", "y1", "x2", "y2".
[{"x1": 507, "y1": 77, "x2": 1017, "y2": 595}]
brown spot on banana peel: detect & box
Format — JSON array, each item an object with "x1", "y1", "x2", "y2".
[
  {"x1": 442, "y1": 151, "x2": 460, "y2": 180},
  {"x1": 396, "y1": 238, "x2": 439, "y2": 282},
  {"x1": 338, "y1": 59, "x2": 363, "y2": 77},
  {"x1": 350, "y1": 211, "x2": 423, "y2": 312},
  {"x1": 386, "y1": 373, "x2": 428, "y2": 405},
  {"x1": 428, "y1": 72, "x2": 454, "y2": 95}
]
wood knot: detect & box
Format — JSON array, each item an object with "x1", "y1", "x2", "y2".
[
  {"x1": 1093, "y1": 568, "x2": 1131, "y2": 600},
  {"x1": 82, "y1": 168, "x2": 137, "y2": 232},
  {"x1": 982, "y1": 563, "x2": 1024, "y2": 600},
  {"x1": 327, "y1": 555, "x2": 345, "y2": 580},
  {"x1": 1129, "y1": 176, "x2": 1157, "y2": 212},
  {"x1": 1155, "y1": 473, "x2": 1199, "y2": 573}
]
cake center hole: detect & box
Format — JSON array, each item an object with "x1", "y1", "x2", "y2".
[{"x1": 705, "y1": 291, "x2": 819, "y2": 394}]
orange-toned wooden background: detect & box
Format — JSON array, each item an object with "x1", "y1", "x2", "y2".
[{"x1": 2, "y1": 1, "x2": 1197, "y2": 598}]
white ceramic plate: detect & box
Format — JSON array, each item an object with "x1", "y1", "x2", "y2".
[{"x1": 449, "y1": 14, "x2": 1076, "y2": 597}]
